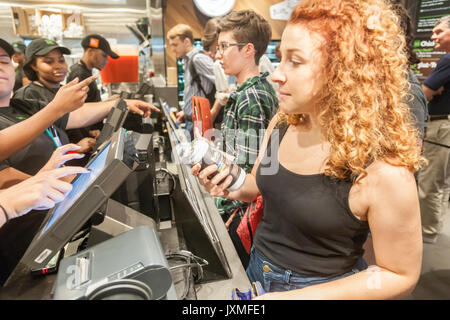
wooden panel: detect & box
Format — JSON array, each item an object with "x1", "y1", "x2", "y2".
[
  {"x1": 10, "y1": 7, "x2": 39, "y2": 36},
  {"x1": 11, "y1": 7, "x2": 28, "y2": 36},
  {"x1": 233, "y1": 0, "x2": 287, "y2": 39},
  {"x1": 164, "y1": 0, "x2": 287, "y2": 68}
]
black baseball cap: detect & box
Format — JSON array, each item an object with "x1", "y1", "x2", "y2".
[
  {"x1": 25, "y1": 38, "x2": 71, "y2": 62},
  {"x1": 81, "y1": 34, "x2": 119, "y2": 59},
  {"x1": 0, "y1": 38, "x2": 15, "y2": 58},
  {"x1": 12, "y1": 41, "x2": 26, "y2": 54},
  {"x1": 23, "y1": 39, "x2": 71, "y2": 80}
]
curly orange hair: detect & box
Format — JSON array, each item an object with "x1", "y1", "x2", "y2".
[{"x1": 279, "y1": 0, "x2": 425, "y2": 180}]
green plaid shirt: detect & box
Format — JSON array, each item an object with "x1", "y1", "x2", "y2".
[{"x1": 214, "y1": 72, "x2": 278, "y2": 218}]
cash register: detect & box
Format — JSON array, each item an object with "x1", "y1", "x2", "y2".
[
  {"x1": 15, "y1": 128, "x2": 176, "y2": 300},
  {"x1": 94, "y1": 98, "x2": 129, "y2": 150}
]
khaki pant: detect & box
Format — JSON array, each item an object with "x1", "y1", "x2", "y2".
[{"x1": 418, "y1": 119, "x2": 450, "y2": 236}]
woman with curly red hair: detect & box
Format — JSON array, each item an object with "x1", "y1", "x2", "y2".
[{"x1": 192, "y1": 0, "x2": 425, "y2": 299}]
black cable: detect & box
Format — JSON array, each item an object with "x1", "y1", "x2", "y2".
[
  {"x1": 155, "y1": 167, "x2": 177, "y2": 195},
  {"x1": 166, "y1": 251, "x2": 208, "y2": 300},
  {"x1": 69, "y1": 226, "x2": 91, "y2": 243}
]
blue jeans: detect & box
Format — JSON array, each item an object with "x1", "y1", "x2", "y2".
[{"x1": 246, "y1": 247, "x2": 368, "y2": 292}]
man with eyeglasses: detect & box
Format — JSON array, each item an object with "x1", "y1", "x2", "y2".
[
  {"x1": 213, "y1": 10, "x2": 278, "y2": 268},
  {"x1": 167, "y1": 24, "x2": 215, "y2": 139}
]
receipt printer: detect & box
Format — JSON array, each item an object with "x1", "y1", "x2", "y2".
[{"x1": 53, "y1": 226, "x2": 177, "y2": 300}]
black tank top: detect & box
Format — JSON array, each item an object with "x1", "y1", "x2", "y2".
[{"x1": 254, "y1": 122, "x2": 369, "y2": 277}]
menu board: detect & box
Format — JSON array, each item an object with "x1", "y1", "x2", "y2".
[{"x1": 413, "y1": 0, "x2": 450, "y2": 82}]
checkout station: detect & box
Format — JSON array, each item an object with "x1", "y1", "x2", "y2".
[{"x1": 0, "y1": 2, "x2": 250, "y2": 300}]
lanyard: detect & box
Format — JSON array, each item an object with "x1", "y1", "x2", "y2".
[
  {"x1": 45, "y1": 126, "x2": 62, "y2": 148},
  {"x1": 0, "y1": 105, "x2": 62, "y2": 148}
]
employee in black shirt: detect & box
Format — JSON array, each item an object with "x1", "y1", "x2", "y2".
[
  {"x1": 0, "y1": 98, "x2": 72, "y2": 177},
  {"x1": 66, "y1": 34, "x2": 119, "y2": 139},
  {"x1": 11, "y1": 41, "x2": 29, "y2": 92},
  {"x1": 67, "y1": 34, "x2": 119, "y2": 104},
  {"x1": 14, "y1": 39, "x2": 97, "y2": 154}
]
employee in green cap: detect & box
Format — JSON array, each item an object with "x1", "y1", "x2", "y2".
[
  {"x1": 11, "y1": 41, "x2": 30, "y2": 92},
  {"x1": 14, "y1": 38, "x2": 72, "y2": 103},
  {"x1": 0, "y1": 37, "x2": 96, "y2": 162},
  {"x1": 13, "y1": 38, "x2": 97, "y2": 156}
]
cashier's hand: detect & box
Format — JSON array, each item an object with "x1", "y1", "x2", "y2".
[
  {"x1": 191, "y1": 163, "x2": 232, "y2": 197},
  {"x1": 50, "y1": 76, "x2": 98, "y2": 114},
  {"x1": 124, "y1": 99, "x2": 160, "y2": 118},
  {"x1": 77, "y1": 137, "x2": 97, "y2": 154},
  {"x1": 0, "y1": 166, "x2": 89, "y2": 221},
  {"x1": 176, "y1": 110, "x2": 185, "y2": 124},
  {"x1": 38, "y1": 144, "x2": 85, "y2": 174},
  {"x1": 89, "y1": 130, "x2": 101, "y2": 139}
]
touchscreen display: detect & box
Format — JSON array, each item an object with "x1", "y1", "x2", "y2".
[
  {"x1": 40, "y1": 143, "x2": 111, "y2": 234},
  {"x1": 162, "y1": 101, "x2": 183, "y2": 142},
  {"x1": 163, "y1": 102, "x2": 176, "y2": 129}
]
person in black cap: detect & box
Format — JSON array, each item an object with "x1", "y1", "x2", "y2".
[
  {"x1": 0, "y1": 38, "x2": 15, "y2": 58},
  {"x1": 15, "y1": 38, "x2": 71, "y2": 103},
  {"x1": 13, "y1": 38, "x2": 97, "y2": 157},
  {"x1": 67, "y1": 34, "x2": 119, "y2": 104},
  {"x1": 66, "y1": 34, "x2": 120, "y2": 141},
  {"x1": 11, "y1": 41, "x2": 30, "y2": 92}
]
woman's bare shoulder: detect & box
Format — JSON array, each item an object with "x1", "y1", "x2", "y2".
[
  {"x1": 357, "y1": 160, "x2": 418, "y2": 217},
  {"x1": 364, "y1": 160, "x2": 415, "y2": 186}
]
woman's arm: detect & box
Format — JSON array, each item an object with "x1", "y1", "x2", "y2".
[
  {"x1": 0, "y1": 76, "x2": 96, "y2": 161},
  {"x1": 256, "y1": 163, "x2": 422, "y2": 300},
  {"x1": 193, "y1": 165, "x2": 260, "y2": 203},
  {"x1": 66, "y1": 99, "x2": 116, "y2": 129},
  {"x1": 422, "y1": 84, "x2": 444, "y2": 101},
  {"x1": 0, "y1": 167, "x2": 30, "y2": 189},
  {"x1": 0, "y1": 166, "x2": 89, "y2": 228},
  {"x1": 66, "y1": 98, "x2": 159, "y2": 129},
  {"x1": 0, "y1": 144, "x2": 86, "y2": 188}
]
